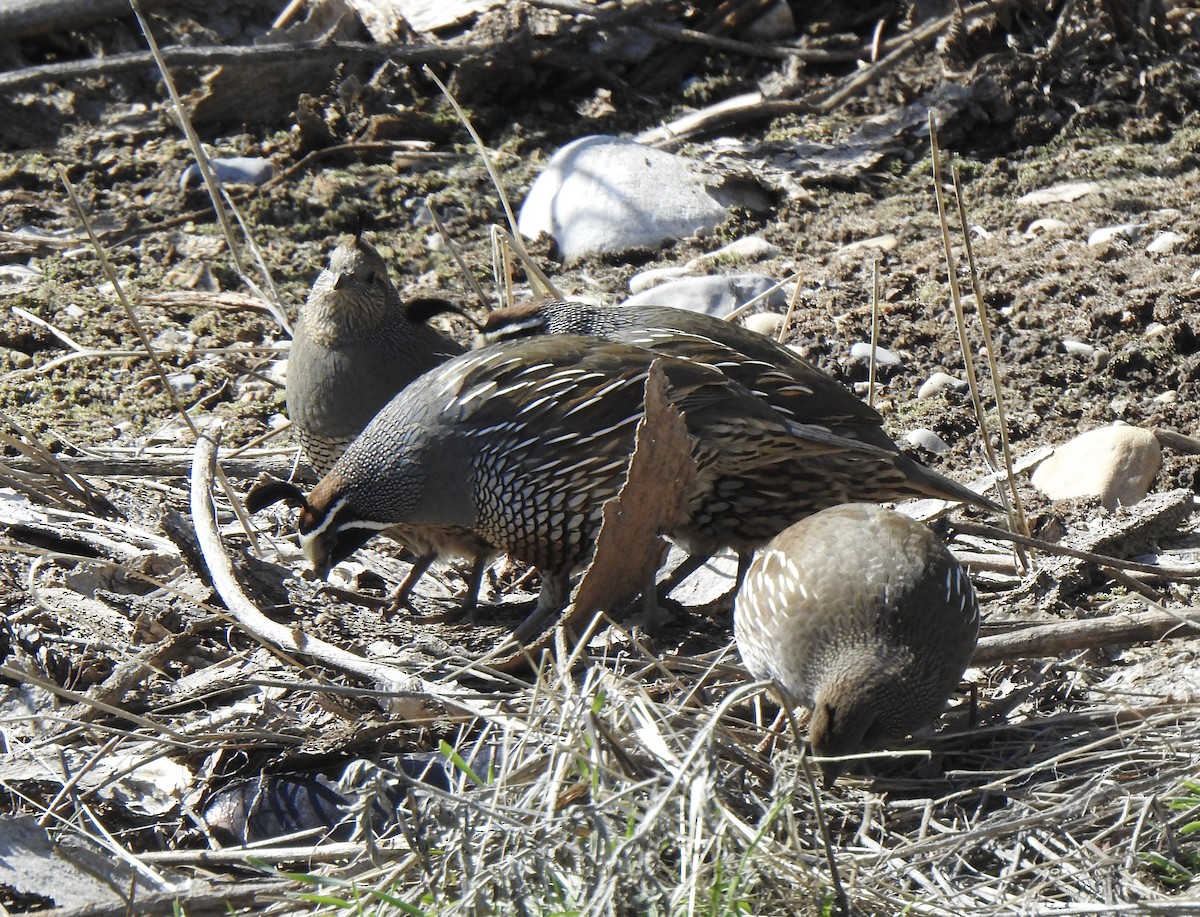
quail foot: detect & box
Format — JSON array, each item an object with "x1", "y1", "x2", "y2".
[
  {"x1": 482, "y1": 299, "x2": 999, "y2": 590},
  {"x1": 278, "y1": 230, "x2": 474, "y2": 610},
  {"x1": 249, "y1": 335, "x2": 908, "y2": 626},
  {"x1": 734, "y1": 503, "x2": 980, "y2": 785}
]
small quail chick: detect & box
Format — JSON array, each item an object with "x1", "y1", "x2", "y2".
[
  {"x1": 250, "y1": 336, "x2": 895, "y2": 617},
  {"x1": 287, "y1": 232, "x2": 465, "y2": 476},
  {"x1": 734, "y1": 504, "x2": 979, "y2": 785}
]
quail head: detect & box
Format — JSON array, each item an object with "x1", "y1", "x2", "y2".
[
  {"x1": 249, "y1": 335, "x2": 899, "y2": 617},
  {"x1": 287, "y1": 232, "x2": 465, "y2": 477},
  {"x1": 734, "y1": 503, "x2": 980, "y2": 784},
  {"x1": 481, "y1": 299, "x2": 998, "y2": 584}
]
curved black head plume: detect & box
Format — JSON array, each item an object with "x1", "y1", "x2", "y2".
[
  {"x1": 405, "y1": 297, "x2": 481, "y2": 331},
  {"x1": 353, "y1": 210, "x2": 370, "y2": 242},
  {"x1": 245, "y1": 479, "x2": 310, "y2": 514}
]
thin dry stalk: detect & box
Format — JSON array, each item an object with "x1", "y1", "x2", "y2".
[
  {"x1": 951, "y1": 162, "x2": 1029, "y2": 535},
  {"x1": 426, "y1": 197, "x2": 491, "y2": 311},
  {"x1": 425, "y1": 66, "x2": 563, "y2": 301},
  {"x1": 867, "y1": 257, "x2": 881, "y2": 410},
  {"x1": 57, "y1": 164, "x2": 260, "y2": 549},
  {"x1": 776, "y1": 274, "x2": 803, "y2": 343},
  {"x1": 928, "y1": 114, "x2": 1026, "y2": 555}
]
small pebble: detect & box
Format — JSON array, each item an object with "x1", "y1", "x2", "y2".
[
  {"x1": 1146, "y1": 231, "x2": 1185, "y2": 254},
  {"x1": 1061, "y1": 339, "x2": 1095, "y2": 358},
  {"x1": 917, "y1": 372, "x2": 967, "y2": 399},
  {"x1": 1088, "y1": 223, "x2": 1144, "y2": 247},
  {"x1": 1017, "y1": 181, "x2": 1102, "y2": 205},
  {"x1": 179, "y1": 156, "x2": 274, "y2": 191},
  {"x1": 743, "y1": 312, "x2": 785, "y2": 338},
  {"x1": 690, "y1": 236, "x2": 781, "y2": 267},
  {"x1": 168, "y1": 372, "x2": 199, "y2": 392},
  {"x1": 1024, "y1": 217, "x2": 1071, "y2": 237},
  {"x1": 838, "y1": 233, "x2": 898, "y2": 255},
  {"x1": 629, "y1": 266, "x2": 690, "y2": 294},
  {"x1": 905, "y1": 428, "x2": 950, "y2": 454},
  {"x1": 849, "y1": 342, "x2": 902, "y2": 366},
  {"x1": 1144, "y1": 322, "x2": 1168, "y2": 338}
]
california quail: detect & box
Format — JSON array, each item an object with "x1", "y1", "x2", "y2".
[
  {"x1": 734, "y1": 503, "x2": 980, "y2": 785},
  {"x1": 482, "y1": 299, "x2": 998, "y2": 585},
  {"x1": 278, "y1": 232, "x2": 469, "y2": 607},
  {"x1": 248, "y1": 335, "x2": 900, "y2": 617},
  {"x1": 287, "y1": 232, "x2": 465, "y2": 476}
]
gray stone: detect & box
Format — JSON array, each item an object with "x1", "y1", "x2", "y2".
[
  {"x1": 518, "y1": 135, "x2": 769, "y2": 262},
  {"x1": 622, "y1": 274, "x2": 787, "y2": 316}
]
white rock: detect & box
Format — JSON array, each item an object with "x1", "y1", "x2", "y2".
[
  {"x1": 659, "y1": 545, "x2": 739, "y2": 605},
  {"x1": 1088, "y1": 223, "x2": 1145, "y2": 247},
  {"x1": 179, "y1": 156, "x2": 273, "y2": 191},
  {"x1": 1062, "y1": 339, "x2": 1094, "y2": 358},
  {"x1": 838, "y1": 233, "x2": 898, "y2": 255},
  {"x1": 355, "y1": 0, "x2": 500, "y2": 34},
  {"x1": 1030, "y1": 425, "x2": 1162, "y2": 510},
  {"x1": 629, "y1": 266, "x2": 691, "y2": 294},
  {"x1": 918, "y1": 372, "x2": 967, "y2": 399},
  {"x1": 518, "y1": 135, "x2": 768, "y2": 262},
  {"x1": 1017, "y1": 181, "x2": 1102, "y2": 205},
  {"x1": 1144, "y1": 322, "x2": 1168, "y2": 338},
  {"x1": 743, "y1": 312, "x2": 785, "y2": 338},
  {"x1": 849, "y1": 342, "x2": 902, "y2": 366},
  {"x1": 689, "y1": 236, "x2": 780, "y2": 267},
  {"x1": 622, "y1": 274, "x2": 787, "y2": 315},
  {"x1": 1024, "y1": 217, "x2": 1071, "y2": 237},
  {"x1": 1146, "y1": 231, "x2": 1185, "y2": 254},
  {"x1": 906, "y1": 428, "x2": 950, "y2": 454}
]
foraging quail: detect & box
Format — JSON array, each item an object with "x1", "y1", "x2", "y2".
[
  {"x1": 734, "y1": 503, "x2": 980, "y2": 784},
  {"x1": 248, "y1": 335, "x2": 901, "y2": 616},
  {"x1": 277, "y1": 232, "x2": 469, "y2": 608},
  {"x1": 287, "y1": 232, "x2": 465, "y2": 476},
  {"x1": 482, "y1": 299, "x2": 998, "y2": 584}
]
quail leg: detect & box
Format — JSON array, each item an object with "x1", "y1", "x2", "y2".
[
  {"x1": 385, "y1": 555, "x2": 489, "y2": 621},
  {"x1": 512, "y1": 570, "x2": 572, "y2": 642}
]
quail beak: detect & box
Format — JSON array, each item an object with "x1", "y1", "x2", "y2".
[
  {"x1": 300, "y1": 534, "x2": 334, "y2": 581},
  {"x1": 332, "y1": 270, "x2": 351, "y2": 291}
]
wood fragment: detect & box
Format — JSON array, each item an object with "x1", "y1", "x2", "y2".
[
  {"x1": 974, "y1": 603, "x2": 1200, "y2": 665},
  {"x1": 565, "y1": 359, "x2": 698, "y2": 627}
]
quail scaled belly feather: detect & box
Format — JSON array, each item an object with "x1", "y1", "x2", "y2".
[
  {"x1": 734, "y1": 503, "x2": 980, "y2": 785},
  {"x1": 252, "y1": 335, "x2": 915, "y2": 617}
]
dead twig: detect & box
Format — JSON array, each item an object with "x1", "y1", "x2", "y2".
[{"x1": 974, "y1": 602, "x2": 1200, "y2": 665}]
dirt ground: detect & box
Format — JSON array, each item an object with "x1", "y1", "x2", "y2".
[{"x1": 3, "y1": 0, "x2": 1200, "y2": 912}]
